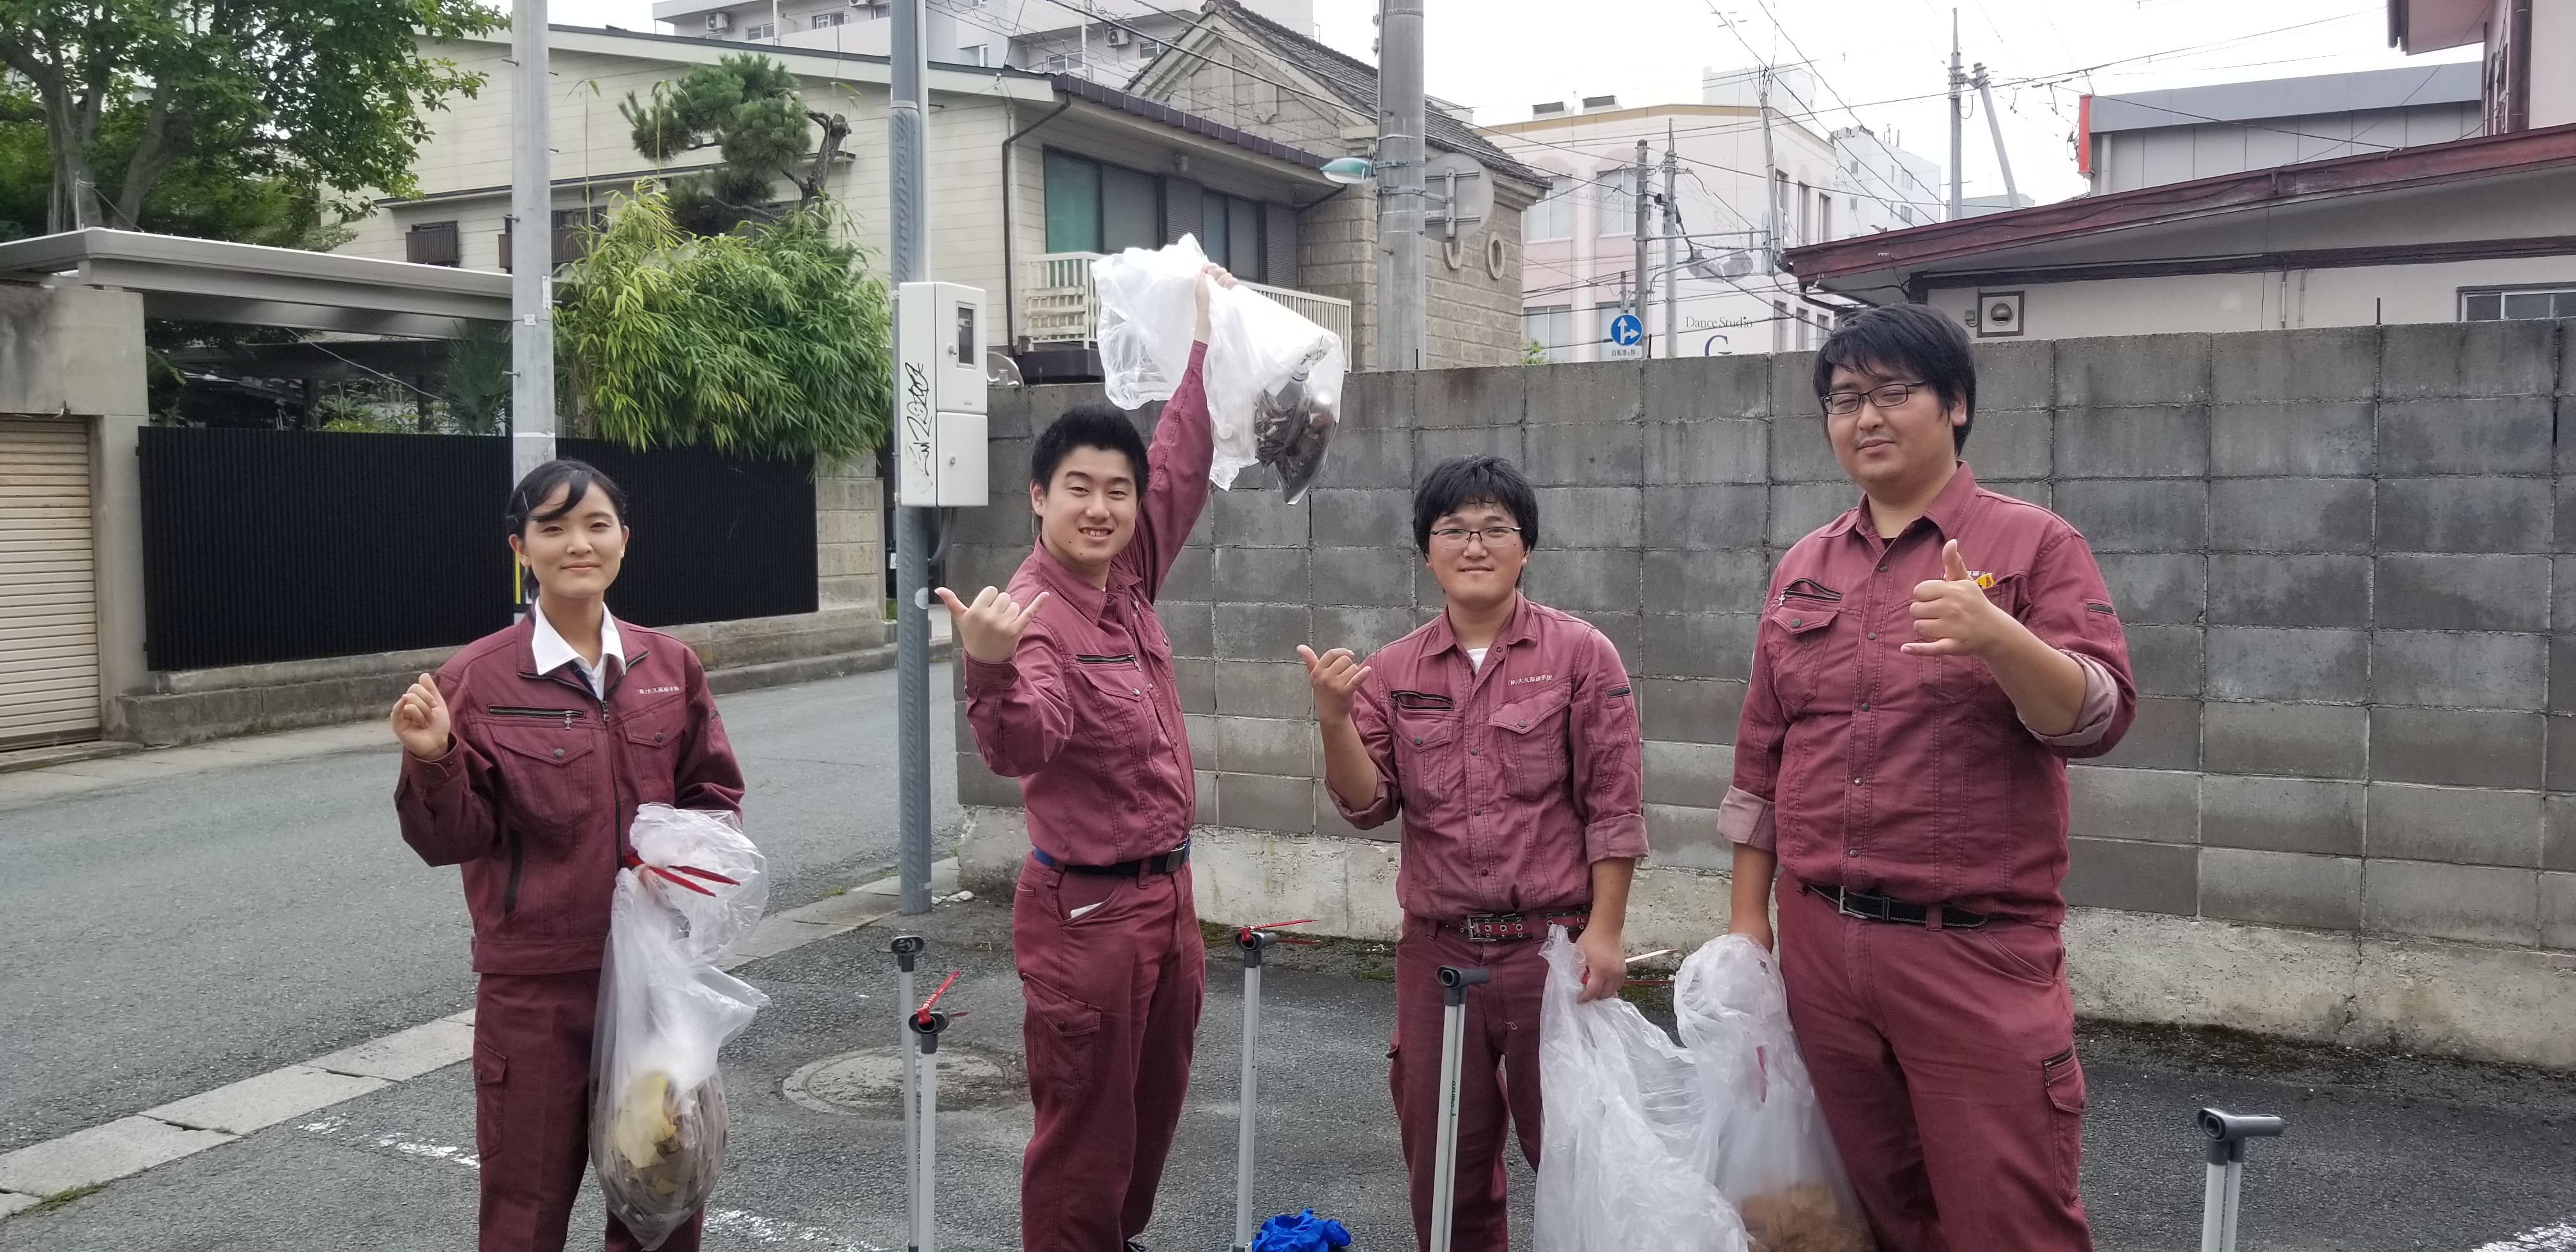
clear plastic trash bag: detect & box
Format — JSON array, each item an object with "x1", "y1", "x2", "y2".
[
  {"x1": 1675, "y1": 935, "x2": 1874, "y2": 1252},
  {"x1": 1092, "y1": 236, "x2": 1346, "y2": 501},
  {"x1": 1534, "y1": 928, "x2": 1751, "y2": 1252},
  {"x1": 590, "y1": 804, "x2": 772, "y2": 1249}
]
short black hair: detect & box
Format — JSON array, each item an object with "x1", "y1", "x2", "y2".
[
  {"x1": 1813, "y1": 303, "x2": 1978, "y2": 451},
  {"x1": 1412, "y1": 455, "x2": 1538, "y2": 554},
  {"x1": 1031, "y1": 402, "x2": 1150, "y2": 494},
  {"x1": 507, "y1": 459, "x2": 627, "y2": 537}
]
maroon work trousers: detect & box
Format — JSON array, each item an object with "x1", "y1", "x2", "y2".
[
  {"x1": 1013, "y1": 855, "x2": 1206, "y2": 1252},
  {"x1": 1775, "y1": 878, "x2": 2092, "y2": 1252},
  {"x1": 473, "y1": 969, "x2": 703, "y2": 1252},
  {"x1": 1388, "y1": 915, "x2": 1549, "y2": 1252}
]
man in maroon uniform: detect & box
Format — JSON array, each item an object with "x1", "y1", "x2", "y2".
[
  {"x1": 1303, "y1": 454, "x2": 1646, "y2": 1252},
  {"x1": 940, "y1": 264, "x2": 1232, "y2": 1252},
  {"x1": 1724, "y1": 303, "x2": 2136, "y2": 1250}
]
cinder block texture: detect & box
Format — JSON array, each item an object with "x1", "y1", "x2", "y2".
[
  {"x1": 2379, "y1": 319, "x2": 2557, "y2": 399},
  {"x1": 2368, "y1": 784, "x2": 2542, "y2": 867},
  {"x1": 2371, "y1": 630, "x2": 2547, "y2": 710},
  {"x1": 1968, "y1": 408, "x2": 2053, "y2": 481},
  {"x1": 2067, "y1": 766, "x2": 2198, "y2": 843},
  {"x1": 2379, "y1": 397, "x2": 2555, "y2": 476},
  {"x1": 2203, "y1": 701, "x2": 2368, "y2": 779},
  {"x1": 2205, "y1": 628, "x2": 2368, "y2": 703},
  {"x1": 1537, "y1": 486, "x2": 1644, "y2": 549},
  {"x1": 2208, "y1": 478, "x2": 2373, "y2": 553},
  {"x1": 2202, "y1": 775, "x2": 2364, "y2": 856},
  {"x1": 1525, "y1": 421, "x2": 1644, "y2": 485},
  {"x1": 1644, "y1": 549, "x2": 1775, "y2": 615},
  {"x1": 2368, "y1": 706, "x2": 2546, "y2": 790},
  {"x1": 1305, "y1": 490, "x2": 1411, "y2": 550},
  {"x1": 2377, "y1": 554, "x2": 2551, "y2": 632},
  {"x1": 2200, "y1": 848, "x2": 2364, "y2": 930},
  {"x1": 2363, "y1": 860, "x2": 2537, "y2": 945},
  {"x1": 1644, "y1": 485, "x2": 1768, "y2": 550},
  {"x1": 2210, "y1": 402, "x2": 2375, "y2": 478},
  {"x1": 1641, "y1": 678, "x2": 1745, "y2": 745},
  {"x1": 2064, "y1": 837, "x2": 2198, "y2": 915},
  {"x1": 2056, "y1": 333, "x2": 2212, "y2": 407},
  {"x1": 1643, "y1": 353, "x2": 1769, "y2": 422},
  {"x1": 2095, "y1": 553, "x2": 2205, "y2": 624},
  {"x1": 2377, "y1": 478, "x2": 2552, "y2": 554},
  {"x1": 2055, "y1": 480, "x2": 2207, "y2": 553},
  {"x1": 1645, "y1": 418, "x2": 1768, "y2": 485},
  {"x1": 2211, "y1": 326, "x2": 2379, "y2": 403},
  {"x1": 2056, "y1": 406, "x2": 2209, "y2": 478},
  {"x1": 1644, "y1": 740, "x2": 1735, "y2": 809},
  {"x1": 1768, "y1": 483, "x2": 1855, "y2": 547},
  {"x1": 1525, "y1": 360, "x2": 1643, "y2": 426},
  {"x1": 1972, "y1": 338, "x2": 2055, "y2": 411},
  {"x1": 2101, "y1": 697, "x2": 2204, "y2": 771},
  {"x1": 2205, "y1": 555, "x2": 2372, "y2": 628}
]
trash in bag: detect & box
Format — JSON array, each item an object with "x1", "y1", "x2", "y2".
[
  {"x1": 591, "y1": 804, "x2": 772, "y2": 1249},
  {"x1": 1676, "y1": 936, "x2": 1873, "y2": 1252},
  {"x1": 1092, "y1": 236, "x2": 1346, "y2": 501},
  {"x1": 1534, "y1": 928, "x2": 1750, "y2": 1252},
  {"x1": 1251, "y1": 1207, "x2": 1352, "y2": 1252}
]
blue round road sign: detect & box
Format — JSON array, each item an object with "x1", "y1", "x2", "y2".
[{"x1": 1609, "y1": 314, "x2": 1643, "y2": 346}]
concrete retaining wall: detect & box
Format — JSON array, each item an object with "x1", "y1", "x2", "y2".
[{"x1": 951, "y1": 319, "x2": 2576, "y2": 1067}]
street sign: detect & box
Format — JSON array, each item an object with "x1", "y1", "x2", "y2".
[{"x1": 1606, "y1": 312, "x2": 1644, "y2": 360}]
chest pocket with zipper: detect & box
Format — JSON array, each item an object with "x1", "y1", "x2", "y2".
[{"x1": 1766, "y1": 601, "x2": 1840, "y2": 713}]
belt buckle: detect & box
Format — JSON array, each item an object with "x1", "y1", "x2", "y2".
[
  {"x1": 1461, "y1": 913, "x2": 1513, "y2": 943},
  {"x1": 1834, "y1": 890, "x2": 1879, "y2": 923}
]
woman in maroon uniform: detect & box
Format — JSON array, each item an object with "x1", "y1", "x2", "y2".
[{"x1": 390, "y1": 459, "x2": 745, "y2": 1252}]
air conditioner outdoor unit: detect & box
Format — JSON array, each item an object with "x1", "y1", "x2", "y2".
[
  {"x1": 705, "y1": 11, "x2": 732, "y2": 31},
  {"x1": 1105, "y1": 27, "x2": 1130, "y2": 46}
]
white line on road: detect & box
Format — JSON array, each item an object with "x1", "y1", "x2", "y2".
[
  {"x1": 0, "y1": 862, "x2": 933, "y2": 1219},
  {"x1": 2476, "y1": 1221, "x2": 2576, "y2": 1251}
]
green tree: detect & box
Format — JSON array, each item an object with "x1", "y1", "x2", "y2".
[
  {"x1": 0, "y1": 0, "x2": 498, "y2": 234},
  {"x1": 555, "y1": 189, "x2": 889, "y2": 464},
  {"x1": 619, "y1": 53, "x2": 849, "y2": 236}
]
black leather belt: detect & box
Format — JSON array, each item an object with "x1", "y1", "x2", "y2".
[
  {"x1": 1803, "y1": 883, "x2": 1991, "y2": 929},
  {"x1": 1442, "y1": 911, "x2": 1588, "y2": 943},
  {"x1": 1030, "y1": 842, "x2": 1190, "y2": 878}
]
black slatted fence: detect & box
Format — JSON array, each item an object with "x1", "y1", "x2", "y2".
[{"x1": 139, "y1": 428, "x2": 816, "y2": 671}]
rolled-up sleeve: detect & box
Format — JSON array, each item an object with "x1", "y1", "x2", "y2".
[
  {"x1": 1717, "y1": 786, "x2": 1775, "y2": 851},
  {"x1": 1724, "y1": 574, "x2": 1792, "y2": 850},
  {"x1": 1329, "y1": 680, "x2": 1403, "y2": 829},
  {"x1": 961, "y1": 618, "x2": 1075, "y2": 777},
  {"x1": 1568, "y1": 632, "x2": 1647, "y2": 863},
  {"x1": 2017, "y1": 529, "x2": 2137, "y2": 759}
]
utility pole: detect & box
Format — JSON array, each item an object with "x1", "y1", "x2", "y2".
[
  {"x1": 1974, "y1": 64, "x2": 2019, "y2": 206},
  {"x1": 1947, "y1": 9, "x2": 1965, "y2": 220},
  {"x1": 1632, "y1": 139, "x2": 1649, "y2": 357},
  {"x1": 1661, "y1": 135, "x2": 1680, "y2": 359},
  {"x1": 891, "y1": 0, "x2": 933, "y2": 917},
  {"x1": 507, "y1": 0, "x2": 553, "y2": 491},
  {"x1": 1758, "y1": 66, "x2": 1779, "y2": 272},
  {"x1": 1377, "y1": 0, "x2": 1426, "y2": 371}
]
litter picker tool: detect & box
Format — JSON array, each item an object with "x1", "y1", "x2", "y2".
[
  {"x1": 907, "y1": 969, "x2": 959, "y2": 1252},
  {"x1": 1429, "y1": 964, "x2": 1491, "y2": 1252},
  {"x1": 889, "y1": 934, "x2": 925, "y2": 1248},
  {"x1": 1230, "y1": 920, "x2": 1316, "y2": 1252},
  {"x1": 2196, "y1": 1107, "x2": 2285, "y2": 1252}
]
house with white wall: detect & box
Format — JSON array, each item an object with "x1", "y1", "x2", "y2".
[
  {"x1": 640, "y1": 0, "x2": 1314, "y2": 85},
  {"x1": 1487, "y1": 68, "x2": 1943, "y2": 360}
]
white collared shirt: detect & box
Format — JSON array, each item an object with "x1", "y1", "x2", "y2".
[{"x1": 530, "y1": 603, "x2": 625, "y2": 701}]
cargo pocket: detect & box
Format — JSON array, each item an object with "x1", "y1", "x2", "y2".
[
  {"x1": 1765, "y1": 603, "x2": 1839, "y2": 712},
  {"x1": 1020, "y1": 973, "x2": 1105, "y2": 1103},
  {"x1": 2043, "y1": 1046, "x2": 2087, "y2": 1203},
  {"x1": 472, "y1": 1040, "x2": 509, "y2": 1161}
]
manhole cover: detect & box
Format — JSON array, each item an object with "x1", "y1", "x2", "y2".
[{"x1": 783, "y1": 1045, "x2": 1020, "y2": 1116}]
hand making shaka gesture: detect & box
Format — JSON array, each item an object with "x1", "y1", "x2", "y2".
[{"x1": 935, "y1": 585, "x2": 1052, "y2": 666}]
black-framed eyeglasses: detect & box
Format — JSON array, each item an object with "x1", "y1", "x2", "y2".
[
  {"x1": 1823, "y1": 381, "x2": 1928, "y2": 416},
  {"x1": 1429, "y1": 525, "x2": 1524, "y2": 547}
]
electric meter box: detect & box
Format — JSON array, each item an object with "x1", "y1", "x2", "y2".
[{"x1": 894, "y1": 281, "x2": 990, "y2": 507}]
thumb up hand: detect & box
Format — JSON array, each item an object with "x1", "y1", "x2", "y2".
[{"x1": 1901, "y1": 540, "x2": 2003, "y2": 659}]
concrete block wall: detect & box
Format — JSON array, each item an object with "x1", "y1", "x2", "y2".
[
  {"x1": 815, "y1": 454, "x2": 885, "y2": 611},
  {"x1": 952, "y1": 319, "x2": 2576, "y2": 1066}
]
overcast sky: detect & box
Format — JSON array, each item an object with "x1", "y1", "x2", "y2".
[{"x1": 546, "y1": 0, "x2": 2483, "y2": 204}]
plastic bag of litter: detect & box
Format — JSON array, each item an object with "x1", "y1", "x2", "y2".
[
  {"x1": 1675, "y1": 936, "x2": 1873, "y2": 1252},
  {"x1": 590, "y1": 804, "x2": 772, "y2": 1249},
  {"x1": 1534, "y1": 928, "x2": 1749, "y2": 1252},
  {"x1": 1092, "y1": 236, "x2": 1346, "y2": 501}
]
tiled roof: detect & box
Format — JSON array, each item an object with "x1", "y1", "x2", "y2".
[{"x1": 1193, "y1": 0, "x2": 1547, "y2": 189}]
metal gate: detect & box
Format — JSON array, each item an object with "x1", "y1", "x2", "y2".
[{"x1": 0, "y1": 416, "x2": 101, "y2": 747}]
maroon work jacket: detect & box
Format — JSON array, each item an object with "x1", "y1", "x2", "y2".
[{"x1": 394, "y1": 617, "x2": 745, "y2": 975}]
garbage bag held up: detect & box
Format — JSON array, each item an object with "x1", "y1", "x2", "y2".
[
  {"x1": 1675, "y1": 935, "x2": 1873, "y2": 1252},
  {"x1": 1092, "y1": 236, "x2": 1346, "y2": 501},
  {"x1": 590, "y1": 804, "x2": 772, "y2": 1249},
  {"x1": 1533, "y1": 928, "x2": 1750, "y2": 1252}
]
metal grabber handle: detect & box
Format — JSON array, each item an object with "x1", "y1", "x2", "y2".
[
  {"x1": 2197, "y1": 1107, "x2": 2285, "y2": 1252},
  {"x1": 1429, "y1": 965, "x2": 1491, "y2": 1252},
  {"x1": 889, "y1": 936, "x2": 924, "y2": 1252},
  {"x1": 1232, "y1": 920, "x2": 1315, "y2": 1252}
]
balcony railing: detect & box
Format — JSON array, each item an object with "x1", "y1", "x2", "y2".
[{"x1": 1023, "y1": 252, "x2": 1353, "y2": 351}]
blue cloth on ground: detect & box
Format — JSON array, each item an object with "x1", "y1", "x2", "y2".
[{"x1": 1251, "y1": 1208, "x2": 1351, "y2": 1252}]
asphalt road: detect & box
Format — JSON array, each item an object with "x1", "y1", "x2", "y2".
[
  {"x1": 4, "y1": 897, "x2": 2572, "y2": 1251},
  {"x1": 0, "y1": 665, "x2": 958, "y2": 1154}
]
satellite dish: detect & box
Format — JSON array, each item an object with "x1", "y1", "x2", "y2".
[{"x1": 1423, "y1": 151, "x2": 1494, "y2": 233}]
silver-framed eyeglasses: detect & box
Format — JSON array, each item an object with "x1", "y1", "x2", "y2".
[
  {"x1": 1823, "y1": 381, "x2": 1929, "y2": 416},
  {"x1": 1429, "y1": 525, "x2": 1524, "y2": 547}
]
